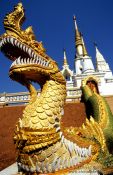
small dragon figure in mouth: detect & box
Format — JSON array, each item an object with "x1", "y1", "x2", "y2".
[{"x1": 1, "y1": 3, "x2": 113, "y2": 175}]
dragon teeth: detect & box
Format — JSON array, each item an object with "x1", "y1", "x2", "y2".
[
  {"x1": 10, "y1": 56, "x2": 49, "y2": 68},
  {"x1": 27, "y1": 58, "x2": 30, "y2": 64},
  {"x1": 16, "y1": 59, "x2": 18, "y2": 64},
  {"x1": 18, "y1": 56, "x2": 21, "y2": 63},
  {"x1": 34, "y1": 54, "x2": 37, "y2": 59},
  {"x1": 31, "y1": 51, "x2": 34, "y2": 58},
  {"x1": 40, "y1": 60, "x2": 43, "y2": 65},
  {"x1": 3, "y1": 38, "x2": 7, "y2": 44},
  {"x1": 20, "y1": 43, "x2": 23, "y2": 49},
  {"x1": 28, "y1": 48, "x2": 32, "y2": 56},
  {"x1": 10, "y1": 37, "x2": 14, "y2": 45},
  {"x1": 23, "y1": 45, "x2": 26, "y2": 51},
  {"x1": 30, "y1": 59, "x2": 33, "y2": 64},
  {"x1": 32, "y1": 59, "x2": 36, "y2": 64},
  {"x1": 16, "y1": 41, "x2": 20, "y2": 48},
  {"x1": 37, "y1": 56, "x2": 39, "y2": 61},
  {"x1": 6, "y1": 37, "x2": 10, "y2": 43},
  {"x1": 20, "y1": 58, "x2": 23, "y2": 64},
  {"x1": 43, "y1": 60, "x2": 46, "y2": 66},
  {"x1": 1, "y1": 36, "x2": 50, "y2": 68},
  {"x1": 24, "y1": 58, "x2": 27, "y2": 64},
  {"x1": 14, "y1": 39, "x2": 18, "y2": 45},
  {"x1": 2, "y1": 40, "x2": 4, "y2": 45},
  {"x1": 38, "y1": 57, "x2": 41, "y2": 63}
]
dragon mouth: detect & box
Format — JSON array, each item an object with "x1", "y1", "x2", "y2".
[{"x1": 0, "y1": 36, "x2": 51, "y2": 70}]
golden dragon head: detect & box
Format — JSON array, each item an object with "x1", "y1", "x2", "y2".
[{"x1": 0, "y1": 3, "x2": 65, "y2": 87}]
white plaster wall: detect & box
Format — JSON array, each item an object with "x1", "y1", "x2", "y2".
[
  {"x1": 98, "y1": 79, "x2": 113, "y2": 96},
  {"x1": 76, "y1": 78, "x2": 82, "y2": 88},
  {"x1": 75, "y1": 59, "x2": 82, "y2": 75},
  {"x1": 83, "y1": 58, "x2": 95, "y2": 73}
]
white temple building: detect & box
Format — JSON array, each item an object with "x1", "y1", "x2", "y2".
[{"x1": 61, "y1": 16, "x2": 113, "y2": 100}]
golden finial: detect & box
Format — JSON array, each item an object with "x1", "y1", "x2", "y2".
[
  {"x1": 73, "y1": 15, "x2": 82, "y2": 48},
  {"x1": 81, "y1": 33, "x2": 88, "y2": 56},
  {"x1": 63, "y1": 49, "x2": 68, "y2": 65}
]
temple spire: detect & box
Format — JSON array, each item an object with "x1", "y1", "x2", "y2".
[
  {"x1": 95, "y1": 43, "x2": 106, "y2": 62},
  {"x1": 63, "y1": 49, "x2": 68, "y2": 65},
  {"x1": 73, "y1": 16, "x2": 83, "y2": 56},
  {"x1": 61, "y1": 49, "x2": 73, "y2": 81},
  {"x1": 94, "y1": 43, "x2": 110, "y2": 72}
]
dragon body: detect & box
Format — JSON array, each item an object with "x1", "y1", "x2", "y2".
[
  {"x1": 1, "y1": 3, "x2": 113, "y2": 174},
  {"x1": 82, "y1": 80, "x2": 113, "y2": 153}
]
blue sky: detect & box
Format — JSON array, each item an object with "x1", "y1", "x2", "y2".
[{"x1": 0, "y1": 0, "x2": 113, "y2": 93}]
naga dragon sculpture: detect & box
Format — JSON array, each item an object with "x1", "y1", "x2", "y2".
[{"x1": 1, "y1": 3, "x2": 113, "y2": 174}]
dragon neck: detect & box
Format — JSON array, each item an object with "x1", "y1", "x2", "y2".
[{"x1": 22, "y1": 79, "x2": 66, "y2": 130}]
